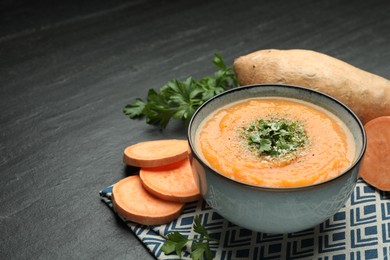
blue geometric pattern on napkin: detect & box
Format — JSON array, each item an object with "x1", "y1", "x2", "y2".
[{"x1": 100, "y1": 179, "x2": 390, "y2": 259}]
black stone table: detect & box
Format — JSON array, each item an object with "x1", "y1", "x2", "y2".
[{"x1": 1, "y1": 0, "x2": 389, "y2": 259}]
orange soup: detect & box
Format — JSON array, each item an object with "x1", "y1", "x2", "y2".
[{"x1": 196, "y1": 97, "x2": 355, "y2": 188}]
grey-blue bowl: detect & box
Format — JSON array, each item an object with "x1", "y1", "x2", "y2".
[{"x1": 188, "y1": 84, "x2": 366, "y2": 234}]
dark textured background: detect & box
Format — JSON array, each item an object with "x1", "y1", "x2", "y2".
[{"x1": 1, "y1": 0, "x2": 389, "y2": 259}]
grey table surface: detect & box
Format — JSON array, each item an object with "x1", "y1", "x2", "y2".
[{"x1": 1, "y1": 0, "x2": 389, "y2": 259}]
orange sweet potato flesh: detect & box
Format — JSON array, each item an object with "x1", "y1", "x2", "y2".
[
  {"x1": 112, "y1": 175, "x2": 184, "y2": 225},
  {"x1": 123, "y1": 139, "x2": 189, "y2": 167},
  {"x1": 359, "y1": 116, "x2": 390, "y2": 191},
  {"x1": 140, "y1": 157, "x2": 201, "y2": 202},
  {"x1": 233, "y1": 49, "x2": 390, "y2": 124}
]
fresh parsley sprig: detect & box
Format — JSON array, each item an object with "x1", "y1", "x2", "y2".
[
  {"x1": 123, "y1": 54, "x2": 238, "y2": 129},
  {"x1": 161, "y1": 215, "x2": 217, "y2": 260}
]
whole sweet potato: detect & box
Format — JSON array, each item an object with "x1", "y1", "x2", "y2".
[{"x1": 233, "y1": 49, "x2": 390, "y2": 124}]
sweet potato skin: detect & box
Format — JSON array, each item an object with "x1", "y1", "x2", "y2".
[{"x1": 233, "y1": 49, "x2": 390, "y2": 124}]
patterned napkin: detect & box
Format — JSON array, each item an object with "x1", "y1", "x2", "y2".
[{"x1": 100, "y1": 179, "x2": 390, "y2": 259}]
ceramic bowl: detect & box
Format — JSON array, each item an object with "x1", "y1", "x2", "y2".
[{"x1": 187, "y1": 84, "x2": 366, "y2": 234}]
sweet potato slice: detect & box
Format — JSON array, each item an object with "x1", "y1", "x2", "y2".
[
  {"x1": 360, "y1": 116, "x2": 390, "y2": 191},
  {"x1": 112, "y1": 175, "x2": 184, "y2": 225},
  {"x1": 123, "y1": 139, "x2": 189, "y2": 167},
  {"x1": 140, "y1": 157, "x2": 201, "y2": 203}
]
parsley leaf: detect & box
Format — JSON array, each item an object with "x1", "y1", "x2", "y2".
[
  {"x1": 193, "y1": 215, "x2": 211, "y2": 238},
  {"x1": 161, "y1": 231, "x2": 189, "y2": 258},
  {"x1": 123, "y1": 98, "x2": 146, "y2": 118},
  {"x1": 123, "y1": 54, "x2": 238, "y2": 129},
  {"x1": 142, "y1": 89, "x2": 177, "y2": 128},
  {"x1": 191, "y1": 242, "x2": 212, "y2": 260},
  {"x1": 162, "y1": 215, "x2": 217, "y2": 260}
]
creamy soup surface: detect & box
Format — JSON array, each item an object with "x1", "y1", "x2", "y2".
[{"x1": 196, "y1": 97, "x2": 356, "y2": 188}]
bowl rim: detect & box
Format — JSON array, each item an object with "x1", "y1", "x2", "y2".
[{"x1": 187, "y1": 83, "x2": 367, "y2": 192}]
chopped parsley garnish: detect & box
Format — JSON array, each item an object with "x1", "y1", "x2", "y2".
[{"x1": 242, "y1": 117, "x2": 308, "y2": 161}]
